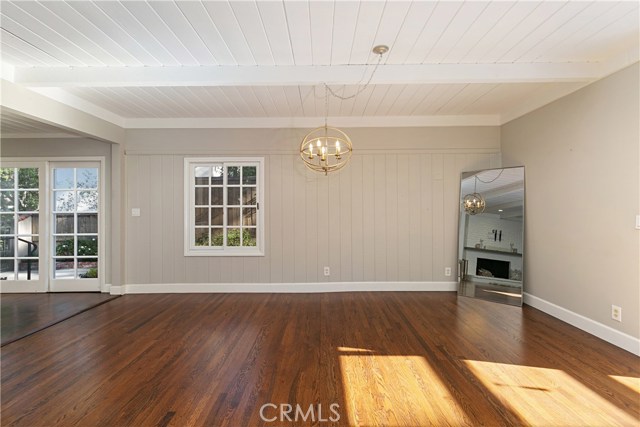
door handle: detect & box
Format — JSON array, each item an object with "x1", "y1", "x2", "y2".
[{"x1": 458, "y1": 259, "x2": 468, "y2": 281}]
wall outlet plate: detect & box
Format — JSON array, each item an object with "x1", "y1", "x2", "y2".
[
  {"x1": 611, "y1": 305, "x2": 622, "y2": 322},
  {"x1": 444, "y1": 267, "x2": 452, "y2": 276},
  {"x1": 323, "y1": 266, "x2": 330, "y2": 276},
  {"x1": 131, "y1": 208, "x2": 140, "y2": 217}
]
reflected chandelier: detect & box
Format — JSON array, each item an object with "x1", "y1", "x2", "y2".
[
  {"x1": 300, "y1": 45, "x2": 389, "y2": 175},
  {"x1": 463, "y1": 176, "x2": 485, "y2": 215},
  {"x1": 463, "y1": 169, "x2": 505, "y2": 215}
]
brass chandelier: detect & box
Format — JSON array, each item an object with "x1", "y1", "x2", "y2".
[
  {"x1": 300, "y1": 123, "x2": 353, "y2": 175},
  {"x1": 300, "y1": 45, "x2": 389, "y2": 175}
]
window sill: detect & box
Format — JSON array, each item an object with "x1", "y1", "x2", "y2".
[{"x1": 184, "y1": 248, "x2": 265, "y2": 257}]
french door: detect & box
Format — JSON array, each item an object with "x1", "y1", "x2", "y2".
[
  {"x1": 50, "y1": 162, "x2": 102, "y2": 292},
  {"x1": 0, "y1": 160, "x2": 103, "y2": 293},
  {"x1": 0, "y1": 163, "x2": 47, "y2": 292}
]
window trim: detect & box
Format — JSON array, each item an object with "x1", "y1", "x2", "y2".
[{"x1": 184, "y1": 157, "x2": 265, "y2": 257}]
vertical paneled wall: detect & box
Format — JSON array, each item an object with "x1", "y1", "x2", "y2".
[{"x1": 125, "y1": 127, "x2": 500, "y2": 285}]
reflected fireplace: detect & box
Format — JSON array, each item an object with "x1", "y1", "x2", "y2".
[{"x1": 476, "y1": 258, "x2": 510, "y2": 279}]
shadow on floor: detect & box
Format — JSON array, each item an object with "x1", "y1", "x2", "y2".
[{"x1": 1, "y1": 293, "x2": 119, "y2": 346}]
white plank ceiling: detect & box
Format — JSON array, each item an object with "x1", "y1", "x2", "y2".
[
  {"x1": 0, "y1": 0, "x2": 638, "y2": 132},
  {"x1": 0, "y1": 107, "x2": 78, "y2": 138}
]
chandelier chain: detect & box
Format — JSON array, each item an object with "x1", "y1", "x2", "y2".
[
  {"x1": 300, "y1": 45, "x2": 388, "y2": 175},
  {"x1": 323, "y1": 52, "x2": 385, "y2": 101},
  {"x1": 324, "y1": 85, "x2": 329, "y2": 127},
  {"x1": 476, "y1": 169, "x2": 505, "y2": 184}
]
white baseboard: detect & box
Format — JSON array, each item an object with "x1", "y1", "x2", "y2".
[
  {"x1": 115, "y1": 281, "x2": 457, "y2": 295},
  {"x1": 524, "y1": 292, "x2": 640, "y2": 356},
  {"x1": 109, "y1": 285, "x2": 124, "y2": 295}
]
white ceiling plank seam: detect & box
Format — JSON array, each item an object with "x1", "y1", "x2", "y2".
[
  {"x1": 66, "y1": 1, "x2": 160, "y2": 66},
  {"x1": 257, "y1": 1, "x2": 294, "y2": 66}
]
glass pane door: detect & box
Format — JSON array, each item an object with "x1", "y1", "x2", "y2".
[
  {"x1": 0, "y1": 165, "x2": 46, "y2": 292},
  {"x1": 50, "y1": 164, "x2": 101, "y2": 292}
]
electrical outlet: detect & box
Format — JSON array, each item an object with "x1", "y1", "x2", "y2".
[
  {"x1": 323, "y1": 266, "x2": 330, "y2": 276},
  {"x1": 611, "y1": 305, "x2": 622, "y2": 322},
  {"x1": 131, "y1": 208, "x2": 140, "y2": 217},
  {"x1": 444, "y1": 267, "x2": 452, "y2": 276}
]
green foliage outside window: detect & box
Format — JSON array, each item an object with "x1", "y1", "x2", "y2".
[
  {"x1": 56, "y1": 238, "x2": 98, "y2": 256},
  {"x1": 1, "y1": 168, "x2": 39, "y2": 212},
  {"x1": 195, "y1": 228, "x2": 256, "y2": 247},
  {"x1": 82, "y1": 268, "x2": 98, "y2": 278}
]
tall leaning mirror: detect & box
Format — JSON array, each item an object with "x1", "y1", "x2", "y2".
[{"x1": 457, "y1": 166, "x2": 525, "y2": 306}]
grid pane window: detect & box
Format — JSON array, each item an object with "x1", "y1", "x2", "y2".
[
  {"x1": 0, "y1": 167, "x2": 40, "y2": 281},
  {"x1": 52, "y1": 168, "x2": 99, "y2": 279},
  {"x1": 187, "y1": 159, "x2": 262, "y2": 255}
]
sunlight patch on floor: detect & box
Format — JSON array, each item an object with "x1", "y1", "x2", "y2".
[
  {"x1": 481, "y1": 289, "x2": 522, "y2": 298},
  {"x1": 465, "y1": 360, "x2": 637, "y2": 426},
  {"x1": 339, "y1": 353, "x2": 466, "y2": 426},
  {"x1": 337, "y1": 346, "x2": 374, "y2": 353},
  {"x1": 610, "y1": 375, "x2": 640, "y2": 394}
]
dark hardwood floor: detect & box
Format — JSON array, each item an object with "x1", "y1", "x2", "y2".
[
  {"x1": 1, "y1": 293, "x2": 638, "y2": 426},
  {"x1": 0, "y1": 293, "x2": 119, "y2": 346}
]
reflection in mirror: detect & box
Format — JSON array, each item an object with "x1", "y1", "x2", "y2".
[{"x1": 457, "y1": 166, "x2": 524, "y2": 306}]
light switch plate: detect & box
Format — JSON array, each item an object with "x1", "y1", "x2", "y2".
[{"x1": 131, "y1": 208, "x2": 141, "y2": 217}]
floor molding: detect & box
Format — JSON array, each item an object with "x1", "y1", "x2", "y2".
[
  {"x1": 113, "y1": 281, "x2": 457, "y2": 295},
  {"x1": 524, "y1": 292, "x2": 640, "y2": 356}
]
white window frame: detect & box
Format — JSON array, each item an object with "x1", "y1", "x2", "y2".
[{"x1": 184, "y1": 157, "x2": 265, "y2": 257}]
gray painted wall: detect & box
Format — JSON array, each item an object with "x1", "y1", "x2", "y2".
[
  {"x1": 1, "y1": 137, "x2": 112, "y2": 158},
  {"x1": 124, "y1": 127, "x2": 500, "y2": 285},
  {"x1": 501, "y1": 63, "x2": 640, "y2": 338}
]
